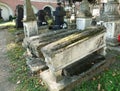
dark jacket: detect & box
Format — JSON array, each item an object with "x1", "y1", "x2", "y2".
[{"x1": 54, "y1": 6, "x2": 65, "y2": 26}]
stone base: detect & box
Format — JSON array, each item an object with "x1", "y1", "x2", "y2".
[
  {"x1": 23, "y1": 21, "x2": 38, "y2": 37},
  {"x1": 40, "y1": 57, "x2": 115, "y2": 91},
  {"x1": 106, "y1": 38, "x2": 120, "y2": 46},
  {"x1": 104, "y1": 21, "x2": 120, "y2": 39},
  {"x1": 107, "y1": 45, "x2": 120, "y2": 53},
  {"x1": 107, "y1": 46, "x2": 120, "y2": 56},
  {"x1": 26, "y1": 57, "x2": 48, "y2": 73},
  {"x1": 76, "y1": 18, "x2": 92, "y2": 30}
]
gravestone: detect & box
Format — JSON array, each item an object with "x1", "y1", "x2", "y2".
[
  {"x1": 76, "y1": 0, "x2": 92, "y2": 30},
  {"x1": 15, "y1": 5, "x2": 24, "y2": 28},
  {"x1": 103, "y1": 0, "x2": 119, "y2": 21},
  {"x1": 23, "y1": 0, "x2": 39, "y2": 72},
  {"x1": 102, "y1": 0, "x2": 120, "y2": 46},
  {"x1": 37, "y1": 10, "x2": 46, "y2": 26},
  {"x1": 23, "y1": 0, "x2": 38, "y2": 37}
]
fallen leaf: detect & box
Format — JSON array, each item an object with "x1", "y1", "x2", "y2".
[
  {"x1": 109, "y1": 80, "x2": 112, "y2": 83},
  {"x1": 112, "y1": 73, "x2": 116, "y2": 76},
  {"x1": 98, "y1": 83, "x2": 101, "y2": 91},
  {"x1": 16, "y1": 80, "x2": 21, "y2": 84},
  {"x1": 92, "y1": 77, "x2": 96, "y2": 81},
  {"x1": 102, "y1": 89, "x2": 104, "y2": 91}
]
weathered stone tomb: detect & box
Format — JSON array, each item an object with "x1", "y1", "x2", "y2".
[
  {"x1": 22, "y1": 0, "x2": 116, "y2": 91},
  {"x1": 39, "y1": 26, "x2": 106, "y2": 91}
]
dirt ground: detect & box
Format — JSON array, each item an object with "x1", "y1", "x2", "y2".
[{"x1": 0, "y1": 29, "x2": 16, "y2": 91}]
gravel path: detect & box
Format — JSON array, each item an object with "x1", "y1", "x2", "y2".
[{"x1": 0, "y1": 30, "x2": 16, "y2": 91}]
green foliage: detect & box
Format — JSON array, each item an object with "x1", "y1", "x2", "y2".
[
  {"x1": 0, "y1": 21, "x2": 15, "y2": 28},
  {"x1": 8, "y1": 27, "x2": 17, "y2": 33}
]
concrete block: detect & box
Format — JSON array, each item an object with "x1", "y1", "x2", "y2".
[
  {"x1": 26, "y1": 57, "x2": 47, "y2": 73},
  {"x1": 76, "y1": 18, "x2": 92, "y2": 30},
  {"x1": 23, "y1": 21, "x2": 38, "y2": 37},
  {"x1": 104, "y1": 21, "x2": 120, "y2": 39}
]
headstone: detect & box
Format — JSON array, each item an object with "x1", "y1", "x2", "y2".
[
  {"x1": 23, "y1": 0, "x2": 38, "y2": 37},
  {"x1": 102, "y1": 0, "x2": 120, "y2": 46},
  {"x1": 104, "y1": 21, "x2": 120, "y2": 46},
  {"x1": 15, "y1": 5, "x2": 24, "y2": 28},
  {"x1": 76, "y1": 0, "x2": 92, "y2": 30},
  {"x1": 102, "y1": 0, "x2": 120, "y2": 21},
  {"x1": 23, "y1": 0, "x2": 39, "y2": 73},
  {"x1": 37, "y1": 10, "x2": 46, "y2": 26}
]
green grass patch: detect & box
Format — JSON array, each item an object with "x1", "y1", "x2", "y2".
[
  {"x1": 73, "y1": 54, "x2": 120, "y2": 91},
  {"x1": 0, "y1": 21, "x2": 15, "y2": 27},
  {"x1": 0, "y1": 21, "x2": 15, "y2": 30},
  {"x1": 73, "y1": 68, "x2": 120, "y2": 91},
  {"x1": 7, "y1": 27, "x2": 47, "y2": 91}
]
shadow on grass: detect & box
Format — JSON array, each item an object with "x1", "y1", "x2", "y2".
[{"x1": 7, "y1": 27, "x2": 47, "y2": 91}]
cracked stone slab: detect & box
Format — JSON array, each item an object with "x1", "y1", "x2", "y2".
[{"x1": 26, "y1": 57, "x2": 48, "y2": 73}]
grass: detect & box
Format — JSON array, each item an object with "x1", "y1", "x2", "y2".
[
  {"x1": 73, "y1": 54, "x2": 120, "y2": 91},
  {"x1": 73, "y1": 67, "x2": 120, "y2": 91},
  {"x1": 0, "y1": 21, "x2": 15, "y2": 29},
  {"x1": 7, "y1": 26, "x2": 47, "y2": 91},
  {"x1": 4, "y1": 22, "x2": 120, "y2": 91}
]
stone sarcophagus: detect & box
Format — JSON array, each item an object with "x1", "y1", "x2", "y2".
[
  {"x1": 23, "y1": 29, "x2": 84, "y2": 59},
  {"x1": 23, "y1": 29, "x2": 85, "y2": 72},
  {"x1": 40, "y1": 26, "x2": 106, "y2": 91},
  {"x1": 41, "y1": 27, "x2": 106, "y2": 71}
]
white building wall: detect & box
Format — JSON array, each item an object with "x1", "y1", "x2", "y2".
[{"x1": 0, "y1": 3, "x2": 13, "y2": 21}]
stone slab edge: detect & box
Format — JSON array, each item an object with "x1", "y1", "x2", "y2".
[
  {"x1": 40, "y1": 57, "x2": 115, "y2": 91},
  {"x1": 26, "y1": 57, "x2": 47, "y2": 73}
]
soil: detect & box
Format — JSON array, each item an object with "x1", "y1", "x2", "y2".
[{"x1": 0, "y1": 29, "x2": 16, "y2": 91}]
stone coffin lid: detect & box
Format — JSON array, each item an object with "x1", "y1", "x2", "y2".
[
  {"x1": 41, "y1": 26, "x2": 106, "y2": 57},
  {"x1": 28, "y1": 29, "x2": 84, "y2": 58},
  {"x1": 23, "y1": 29, "x2": 68, "y2": 48}
]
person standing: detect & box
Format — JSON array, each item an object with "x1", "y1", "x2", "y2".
[{"x1": 54, "y1": 2, "x2": 66, "y2": 28}]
